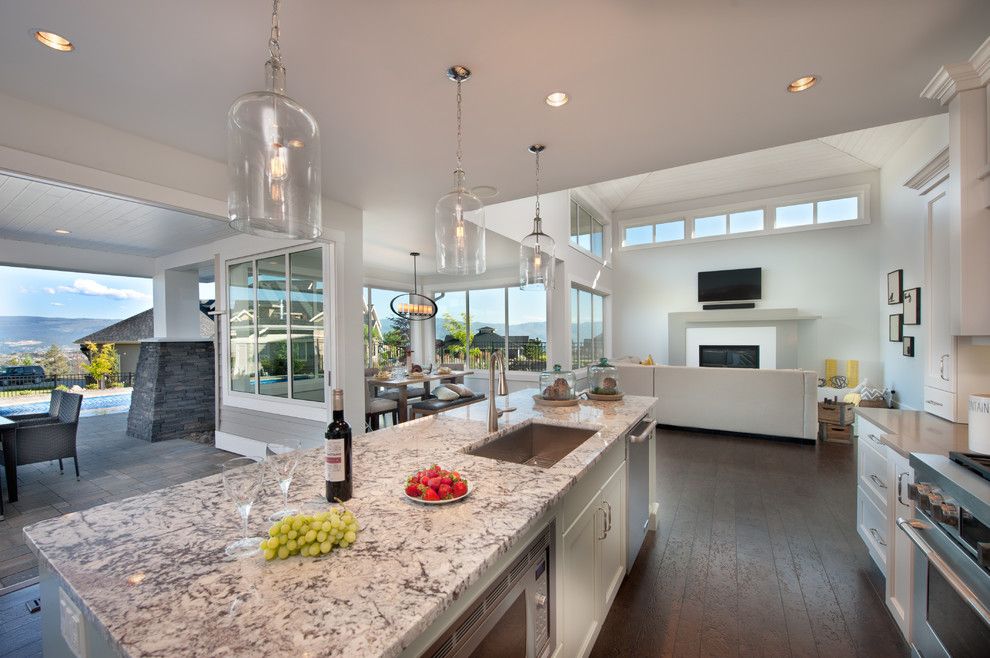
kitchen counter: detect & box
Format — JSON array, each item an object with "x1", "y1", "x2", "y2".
[
  {"x1": 854, "y1": 406, "x2": 971, "y2": 458},
  {"x1": 23, "y1": 389, "x2": 656, "y2": 658}
]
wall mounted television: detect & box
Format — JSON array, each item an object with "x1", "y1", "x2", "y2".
[{"x1": 697, "y1": 267, "x2": 762, "y2": 302}]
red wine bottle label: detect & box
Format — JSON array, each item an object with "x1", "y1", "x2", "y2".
[{"x1": 325, "y1": 439, "x2": 345, "y2": 482}]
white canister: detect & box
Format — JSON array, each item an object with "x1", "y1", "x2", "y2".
[{"x1": 968, "y1": 394, "x2": 990, "y2": 454}]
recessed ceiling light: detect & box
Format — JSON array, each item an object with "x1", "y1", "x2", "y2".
[
  {"x1": 787, "y1": 75, "x2": 818, "y2": 93},
  {"x1": 54, "y1": 228, "x2": 71, "y2": 235},
  {"x1": 287, "y1": 139, "x2": 304, "y2": 148},
  {"x1": 34, "y1": 30, "x2": 74, "y2": 52},
  {"x1": 545, "y1": 91, "x2": 569, "y2": 107}
]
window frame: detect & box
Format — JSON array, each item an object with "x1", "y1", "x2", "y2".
[
  {"x1": 432, "y1": 283, "x2": 549, "y2": 376},
  {"x1": 570, "y1": 283, "x2": 608, "y2": 370},
  {"x1": 223, "y1": 243, "x2": 332, "y2": 417},
  {"x1": 569, "y1": 197, "x2": 608, "y2": 260},
  {"x1": 618, "y1": 184, "x2": 869, "y2": 251}
]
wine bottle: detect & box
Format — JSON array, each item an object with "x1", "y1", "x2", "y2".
[{"x1": 325, "y1": 388, "x2": 352, "y2": 502}]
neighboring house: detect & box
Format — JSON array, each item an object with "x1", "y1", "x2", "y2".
[{"x1": 75, "y1": 301, "x2": 215, "y2": 374}]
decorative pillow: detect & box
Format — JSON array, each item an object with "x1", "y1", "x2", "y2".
[
  {"x1": 446, "y1": 383, "x2": 475, "y2": 398},
  {"x1": 433, "y1": 386, "x2": 459, "y2": 401}
]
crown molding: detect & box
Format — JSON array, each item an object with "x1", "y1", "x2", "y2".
[
  {"x1": 921, "y1": 36, "x2": 990, "y2": 105},
  {"x1": 904, "y1": 146, "x2": 949, "y2": 195}
]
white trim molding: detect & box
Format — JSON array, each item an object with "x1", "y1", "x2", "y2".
[
  {"x1": 922, "y1": 35, "x2": 990, "y2": 105},
  {"x1": 904, "y1": 146, "x2": 950, "y2": 195}
]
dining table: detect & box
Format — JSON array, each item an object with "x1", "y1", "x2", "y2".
[
  {"x1": 366, "y1": 370, "x2": 474, "y2": 423},
  {"x1": 0, "y1": 415, "x2": 16, "y2": 509}
]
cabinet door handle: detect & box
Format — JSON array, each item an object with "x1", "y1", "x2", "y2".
[
  {"x1": 940, "y1": 354, "x2": 950, "y2": 381},
  {"x1": 597, "y1": 507, "x2": 607, "y2": 541},
  {"x1": 897, "y1": 472, "x2": 909, "y2": 506},
  {"x1": 868, "y1": 433, "x2": 884, "y2": 447},
  {"x1": 869, "y1": 527, "x2": 887, "y2": 547},
  {"x1": 603, "y1": 500, "x2": 613, "y2": 533},
  {"x1": 926, "y1": 399, "x2": 944, "y2": 407},
  {"x1": 870, "y1": 473, "x2": 888, "y2": 490}
]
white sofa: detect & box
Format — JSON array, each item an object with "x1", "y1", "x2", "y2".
[{"x1": 616, "y1": 363, "x2": 818, "y2": 442}]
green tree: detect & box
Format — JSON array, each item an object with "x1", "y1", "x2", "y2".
[
  {"x1": 41, "y1": 344, "x2": 71, "y2": 378},
  {"x1": 82, "y1": 341, "x2": 119, "y2": 389},
  {"x1": 440, "y1": 312, "x2": 469, "y2": 358},
  {"x1": 4, "y1": 354, "x2": 34, "y2": 366}
]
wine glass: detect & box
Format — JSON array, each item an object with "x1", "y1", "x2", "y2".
[
  {"x1": 222, "y1": 457, "x2": 265, "y2": 558},
  {"x1": 266, "y1": 441, "x2": 303, "y2": 521}
]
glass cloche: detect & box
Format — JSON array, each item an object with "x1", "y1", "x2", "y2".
[
  {"x1": 540, "y1": 364, "x2": 576, "y2": 401},
  {"x1": 589, "y1": 358, "x2": 620, "y2": 396}
]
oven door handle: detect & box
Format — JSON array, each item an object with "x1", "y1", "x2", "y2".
[{"x1": 897, "y1": 517, "x2": 990, "y2": 628}]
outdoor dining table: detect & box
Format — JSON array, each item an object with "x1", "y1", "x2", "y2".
[
  {"x1": 366, "y1": 370, "x2": 473, "y2": 423},
  {"x1": 0, "y1": 415, "x2": 16, "y2": 506}
]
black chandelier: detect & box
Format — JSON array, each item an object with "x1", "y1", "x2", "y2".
[{"x1": 390, "y1": 252, "x2": 437, "y2": 321}]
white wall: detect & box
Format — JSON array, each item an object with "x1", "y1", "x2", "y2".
[
  {"x1": 878, "y1": 115, "x2": 949, "y2": 409},
  {"x1": 611, "y1": 172, "x2": 883, "y2": 384}
]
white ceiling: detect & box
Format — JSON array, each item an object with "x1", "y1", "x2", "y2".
[
  {"x1": 584, "y1": 117, "x2": 931, "y2": 212},
  {"x1": 0, "y1": 1, "x2": 987, "y2": 264},
  {"x1": 0, "y1": 174, "x2": 234, "y2": 257}
]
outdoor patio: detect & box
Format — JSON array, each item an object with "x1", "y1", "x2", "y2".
[{"x1": 0, "y1": 412, "x2": 234, "y2": 589}]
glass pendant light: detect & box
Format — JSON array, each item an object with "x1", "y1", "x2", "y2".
[
  {"x1": 520, "y1": 144, "x2": 556, "y2": 290},
  {"x1": 390, "y1": 252, "x2": 438, "y2": 321},
  {"x1": 227, "y1": 0, "x2": 322, "y2": 239},
  {"x1": 436, "y1": 66, "x2": 486, "y2": 275}
]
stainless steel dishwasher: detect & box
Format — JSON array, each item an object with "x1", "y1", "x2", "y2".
[{"x1": 626, "y1": 415, "x2": 655, "y2": 570}]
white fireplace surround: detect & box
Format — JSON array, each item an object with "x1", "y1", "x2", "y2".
[{"x1": 686, "y1": 326, "x2": 777, "y2": 369}]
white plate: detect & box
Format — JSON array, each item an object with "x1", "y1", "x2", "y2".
[{"x1": 403, "y1": 479, "x2": 474, "y2": 505}]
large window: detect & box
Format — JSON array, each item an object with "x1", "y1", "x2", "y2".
[
  {"x1": 363, "y1": 287, "x2": 411, "y2": 367},
  {"x1": 621, "y1": 185, "x2": 868, "y2": 249},
  {"x1": 228, "y1": 246, "x2": 325, "y2": 403},
  {"x1": 570, "y1": 199, "x2": 606, "y2": 258},
  {"x1": 571, "y1": 286, "x2": 607, "y2": 368},
  {"x1": 434, "y1": 287, "x2": 547, "y2": 371}
]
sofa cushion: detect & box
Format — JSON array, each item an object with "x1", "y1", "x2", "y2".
[
  {"x1": 433, "y1": 386, "x2": 459, "y2": 401},
  {"x1": 411, "y1": 393, "x2": 485, "y2": 412}
]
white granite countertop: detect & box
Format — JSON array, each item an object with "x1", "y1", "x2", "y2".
[{"x1": 23, "y1": 389, "x2": 656, "y2": 658}]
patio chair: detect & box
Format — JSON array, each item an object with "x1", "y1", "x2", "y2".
[
  {"x1": 0, "y1": 391, "x2": 83, "y2": 479},
  {"x1": 5, "y1": 389, "x2": 64, "y2": 427}
]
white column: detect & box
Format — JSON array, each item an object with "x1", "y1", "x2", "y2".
[{"x1": 153, "y1": 268, "x2": 202, "y2": 338}]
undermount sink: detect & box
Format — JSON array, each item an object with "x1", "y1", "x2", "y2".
[{"x1": 464, "y1": 422, "x2": 599, "y2": 469}]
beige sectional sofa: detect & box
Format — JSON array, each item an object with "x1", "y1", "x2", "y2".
[{"x1": 616, "y1": 363, "x2": 818, "y2": 442}]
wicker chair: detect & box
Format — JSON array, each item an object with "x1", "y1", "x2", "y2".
[
  {"x1": 5, "y1": 389, "x2": 64, "y2": 427},
  {"x1": 1, "y1": 391, "x2": 83, "y2": 479}
]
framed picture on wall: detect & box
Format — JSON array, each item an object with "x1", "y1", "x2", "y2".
[
  {"x1": 889, "y1": 313, "x2": 903, "y2": 342},
  {"x1": 903, "y1": 335, "x2": 915, "y2": 357},
  {"x1": 887, "y1": 269, "x2": 903, "y2": 304},
  {"x1": 904, "y1": 287, "x2": 921, "y2": 325}
]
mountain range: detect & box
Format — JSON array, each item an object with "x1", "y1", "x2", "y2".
[{"x1": 0, "y1": 316, "x2": 118, "y2": 353}]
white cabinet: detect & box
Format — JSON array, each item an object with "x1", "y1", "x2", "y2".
[
  {"x1": 885, "y1": 451, "x2": 914, "y2": 639},
  {"x1": 923, "y1": 184, "x2": 956, "y2": 400},
  {"x1": 561, "y1": 462, "x2": 627, "y2": 658},
  {"x1": 562, "y1": 496, "x2": 601, "y2": 658}
]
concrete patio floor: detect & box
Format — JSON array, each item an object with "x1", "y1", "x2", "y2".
[{"x1": 0, "y1": 413, "x2": 234, "y2": 588}]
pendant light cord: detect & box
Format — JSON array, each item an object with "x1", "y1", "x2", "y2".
[
  {"x1": 534, "y1": 149, "x2": 541, "y2": 219},
  {"x1": 455, "y1": 80, "x2": 463, "y2": 171},
  {"x1": 268, "y1": 0, "x2": 283, "y2": 72}
]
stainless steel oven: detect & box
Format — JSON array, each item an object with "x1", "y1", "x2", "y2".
[
  {"x1": 904, "y1": 454, "x2": 990, "y2": 657},
  {"x1": 426, "y1": 521, "x2": 555, "y2": 658}
]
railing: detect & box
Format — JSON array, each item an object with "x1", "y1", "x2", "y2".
[
  {"x1": 0, "y1": 372, "x2": 136, "y2": 397},
  {"x1": 437, "y1": 341, "x2": 547, "y2": 373}
]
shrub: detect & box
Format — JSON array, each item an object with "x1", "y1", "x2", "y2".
[
  {"x1": 55, "y1": 385, "x2": 69, "y2": 392},
  {"x1": 110, "y1": 381, "x2": 125, "y2": 388},
  {"x1": 85, "y1": 383, "x2": 100, "y2": 390}
]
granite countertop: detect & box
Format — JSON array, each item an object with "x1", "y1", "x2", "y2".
[
  {"x1": 23, "y1": 389, "x2": 656, "y2": 658},
  {"x1": 855, "y1": 406, "x2": 971, "y2": 458}
]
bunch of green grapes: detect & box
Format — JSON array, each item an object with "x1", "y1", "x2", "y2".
[{"x1": 259, "y1": 507, "x2": 360, "y2": 561}]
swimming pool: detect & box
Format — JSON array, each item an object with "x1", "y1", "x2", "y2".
[{"x1": 0, "y1": 392, "x2": 132, "y2": 417}]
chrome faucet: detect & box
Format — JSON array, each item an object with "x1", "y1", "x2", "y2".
[{"x1": 488, "y1": 350, "x2": 510, "y2": 432}]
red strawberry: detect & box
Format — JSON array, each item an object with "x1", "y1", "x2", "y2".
[
  {"x1": 422, "y1": 487, "x2": 440, "y2": 501},
  {"x1": 428, "y1": 477, "x2": 442, "y2": 490},
  {"x1": 405, "y1": 483, "x2": 422, "y2": 497},
  {"x1": 452, "y1": 481, "x2": 468, "y2": 498},
  {"x1": 438, "y1": 483, "x2": 452, "y2": 498},
  {"x1": 408, "y1": 475, "x2": 420, "y2": 485},
  {"x1": 440, "y1": 476, "x2": 453, "y2": 486},
  {"x1": 451, "y1": 471, "x2": 460, "y2": 480}
]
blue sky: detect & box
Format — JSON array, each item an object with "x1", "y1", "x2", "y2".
[{"x1": 0, "y1": 266, "x2": 154, "y2": 319}]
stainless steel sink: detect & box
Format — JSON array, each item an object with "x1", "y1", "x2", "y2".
[{"x1": 464, "y1": 423, "x2": 599, "y2": 469}]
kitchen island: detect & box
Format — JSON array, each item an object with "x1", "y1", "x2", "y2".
[{"x1": 23, "y1": 389, "x2": 657, "y2": 657}]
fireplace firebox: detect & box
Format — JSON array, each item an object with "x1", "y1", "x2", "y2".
[{"x1": 699, "y1": 345, "x2": 760, "y2": 369}]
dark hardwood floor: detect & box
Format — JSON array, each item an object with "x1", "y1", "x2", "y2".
[{"x1": 591, "y1": 428, "x2": 909, "y2": 658}]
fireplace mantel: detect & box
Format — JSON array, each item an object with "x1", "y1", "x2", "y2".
[{"x1": 670, "y1": 307, "x2": 820, "y2": 324}]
